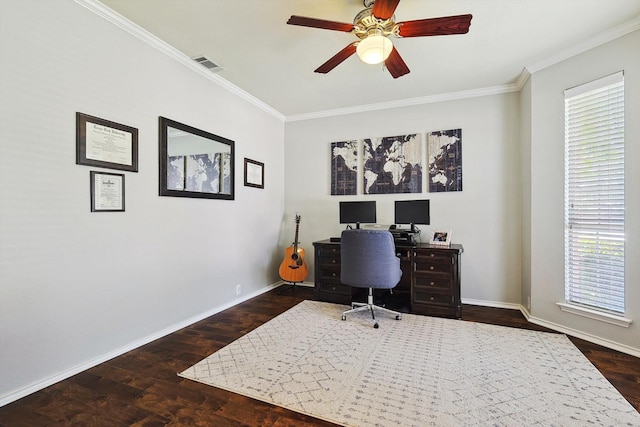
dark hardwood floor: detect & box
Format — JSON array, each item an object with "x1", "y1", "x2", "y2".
[{"x1": 1, "y1": 286, "x2": 638, "y2": 426}]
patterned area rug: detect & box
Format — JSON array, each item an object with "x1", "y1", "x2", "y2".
[{"x1": 179, "y1": 300, "x2": 639, "y2": 426}]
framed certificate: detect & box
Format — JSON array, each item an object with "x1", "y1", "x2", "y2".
[
  {"x1": 244, "y1": 158, "x2": 264, "y2": 189},
  {"x1": 90, "y1": 171, "x2": 125, "y2": 212},
  {"x1": 76, "y1": 112, "x2": 138, "y2": 172}
]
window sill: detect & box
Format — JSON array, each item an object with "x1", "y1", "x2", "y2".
[{"x1": 556, "y1": 303, "x2": 633, "y2": 328}]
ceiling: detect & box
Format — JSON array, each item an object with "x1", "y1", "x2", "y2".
[{"x1": 99, "y1": 0, "x2": 640, "y2": 119}]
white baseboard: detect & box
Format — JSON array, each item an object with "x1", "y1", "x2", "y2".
[
  {"x1": 463, "y1": 298, "x2": 640, "y2": 358},
  {"x1": 276, "y1": 280, "x2": 314, "y2": 288},
  {"x1": 525, "y1": 314, "x2": 640, "y2": 358},
  {"x1": 0, "y1": 282, "x2": 283, "y2": 408},
  {"x1": 461, "y1": 298, "x2": 522, "y2": 310}
]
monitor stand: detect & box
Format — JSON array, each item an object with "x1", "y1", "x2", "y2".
[
  {"x1": 390, "y1": 226, "x2": 417, "y2": 245},
  {"x1": 394, "y1": 234, "x2": 416, "y2": 246}
]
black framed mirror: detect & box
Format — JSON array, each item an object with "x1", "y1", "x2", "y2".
[{"x1": 159, "y1": 117, "x2": 234, "y2": 200}]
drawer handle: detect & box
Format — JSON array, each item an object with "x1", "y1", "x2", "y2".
[
  {"x1": 429, "y1": 296, "x2": 435, "y2": 301},
  {"x1": 331, "y1": 272, "x2": 337, "y2": 277},
  {"x1": 430, "y1": 281, "x2": 435, "y2": 286},
  {"x1": 430, "y1": 266, "x2": 435, "y2": 271},
  {"x1": 430, "y1": 253, "x2": 435, "y2": 258},
  {"x1": 332, "y1": 248, "x2": 338, "y2": 253},
  {"x1": 332, "y1": 259, "x2": 337, "y2": 264}
]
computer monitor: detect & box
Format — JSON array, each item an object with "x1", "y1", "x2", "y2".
[
  {"x1": 394, "y1": 199, "x2": 430, "y2": 233},
  {"x1": 339, "y1": 201, "x2": 376, "y2": 229}
]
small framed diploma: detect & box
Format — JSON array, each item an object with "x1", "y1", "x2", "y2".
[
  {"x1": 77, "y1": 112, "x2": 138, "y2": 172},
  {"x1": 90, "y1": 171, "x2": 125, "y2": 212},
  {"x1": 244, "y1": 158, "x2": 264, "y2": 189}
]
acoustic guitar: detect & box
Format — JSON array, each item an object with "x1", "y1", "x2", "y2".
[{"x1": 279, "y1": 214, "x2": 308, "y2": 283}]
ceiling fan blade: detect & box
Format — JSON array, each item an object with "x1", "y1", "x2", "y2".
[
  {"x1": 287, "y1": 15, "x2": 354, "y2": 32},
  {"x1": 314, "y1": 43, "x2": 358, "y2": 74},
  {"x1": 371, "y1": 0, "x2": 401, "y2": 20},
  {"x1": 398, "y1": 14, "x2": 472, "y2": 37},
  {"x1": 385, "y1": 47, "x2": 410, "y2": 79}
]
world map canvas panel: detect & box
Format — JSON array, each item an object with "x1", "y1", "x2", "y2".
[
  {"x1": 363, "y1": 134, "x2": 422, "y2": 194},
  {"x1": 428, "y1": 129, "x2": 462, "y2": 192},
  {"x1": 185, "y1": 153, "x2": 220, "y2": 193},
  {"x1": 330, "y1": 140, "x2": 358, "y2": 195},
  {"x1": 167, "y1": 155, "x2": 185, "y2": 190},
  {"x1": 220, "y1": 152, "x2": 232, "y2": 194}
]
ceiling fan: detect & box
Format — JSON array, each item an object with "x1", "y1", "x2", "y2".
[{"x1": 287, "y1": 0, "x2": 472, "y2": 78}]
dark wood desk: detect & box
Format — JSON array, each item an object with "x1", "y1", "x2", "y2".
[{"x1": 312, "y1": 239, "x2": 464, "y2": 318}]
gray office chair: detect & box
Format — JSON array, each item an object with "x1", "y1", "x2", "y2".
[{"x1": 340, "y1": 229, "x2": 403, "y2": 328}]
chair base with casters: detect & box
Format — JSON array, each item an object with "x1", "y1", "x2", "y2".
[{"x1": 341, "y1": 288, "x2": 402, "y2": 328}]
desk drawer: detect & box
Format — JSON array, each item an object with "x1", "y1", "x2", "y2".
[
  {"x1": 413, "y1": 250, "x2": 452, "y2": 262},
  {"x1": 318, "y1": 261, "x2": 340, "y2": 279},
  {"x1": 318, "y1": 253, "x2": 341, "y2": 266},
  {"x1": 413, "y1": 290, "x2": 452, "y2": 306},
  {"x1": 317, "y1": 281, "x2": 351, "y2": 296},
  {"x1": 413, "y1": 260, "x2": 452, "y2": 274},
  {"x1": 318, "y1": 245, "x2": 340, "y2": 256},
  {"x1": 413, "y1": 275, "x2": 452, "y2": 292}
]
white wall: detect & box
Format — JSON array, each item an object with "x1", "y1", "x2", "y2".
[
  {"x1": 0, "y1": 0, "x2": 285, "y2": 402},
  {"x1": 527, "y1": 30, "x2": 640, "y2": 354},
  {"x1": 284, "y1": 93, "x2": 522, "y2": 306},
  {"x1": 520, "y1": 78, "x2": 533, "y2": 313},
  {"x1": 2, "y1": 0, "x2": 637, "y2": 408}
]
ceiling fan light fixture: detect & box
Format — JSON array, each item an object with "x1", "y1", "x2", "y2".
[{"x1": 356, "y1": 33, "x2": 393, "y2": 65}]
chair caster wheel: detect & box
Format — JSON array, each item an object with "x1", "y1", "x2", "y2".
[
  {"x1": 373, "y1": 322, "x2": 379, "y2": 329},
  {"x1": 341, "y1": 315, "x2": 346, "y2": 321},
  {"x1": 396, "y1": 315, "x2": 402, "y2": 320}
]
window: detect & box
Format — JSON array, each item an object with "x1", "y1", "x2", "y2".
[{"x1": 563, "y1": 72, "x2": 624, "y2": 316}]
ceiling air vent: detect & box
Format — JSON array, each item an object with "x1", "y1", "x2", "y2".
[{"x1": 193, "y1": 56, "x2": 222, "y2": 73}]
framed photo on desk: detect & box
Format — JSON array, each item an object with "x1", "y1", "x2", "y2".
[{"x1": 429, "y1": 229, "x2": 451, "y2": 246}]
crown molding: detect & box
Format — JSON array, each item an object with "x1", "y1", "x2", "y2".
[
  {"x1": 75, "y1": 0, "x2": 286, "y2": 122},
  {"x1": 513, "y1": 68, "x2": 531, "y2": 91},
  {"x1": 526, "y1": 14, "x2": 640, "y2": 75},
  {"x1": 285, "y1": 82, "x2": 522, "y2": 122}
]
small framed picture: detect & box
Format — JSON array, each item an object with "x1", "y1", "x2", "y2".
[
  {"x1": 244, "y1": 158, "x2": 264, "y2": 189},
  {"x1": 429, "y1": 230, "x2": 452, "y2": 246},
  {"x1": 90, "y1": 171, "x2": 125, "y2": 212}
]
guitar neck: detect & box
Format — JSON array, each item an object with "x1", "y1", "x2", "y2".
[
  {"x1": 292, "y1": 215, "x2": 301, "y2": 249},
  {"x1": 293, "y1": 224, "x2": 300, "y2": 249}
]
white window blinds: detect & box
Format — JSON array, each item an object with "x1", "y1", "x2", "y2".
[{"x1": 564, "y1": 71, "x2": 625, "y2": 314}]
